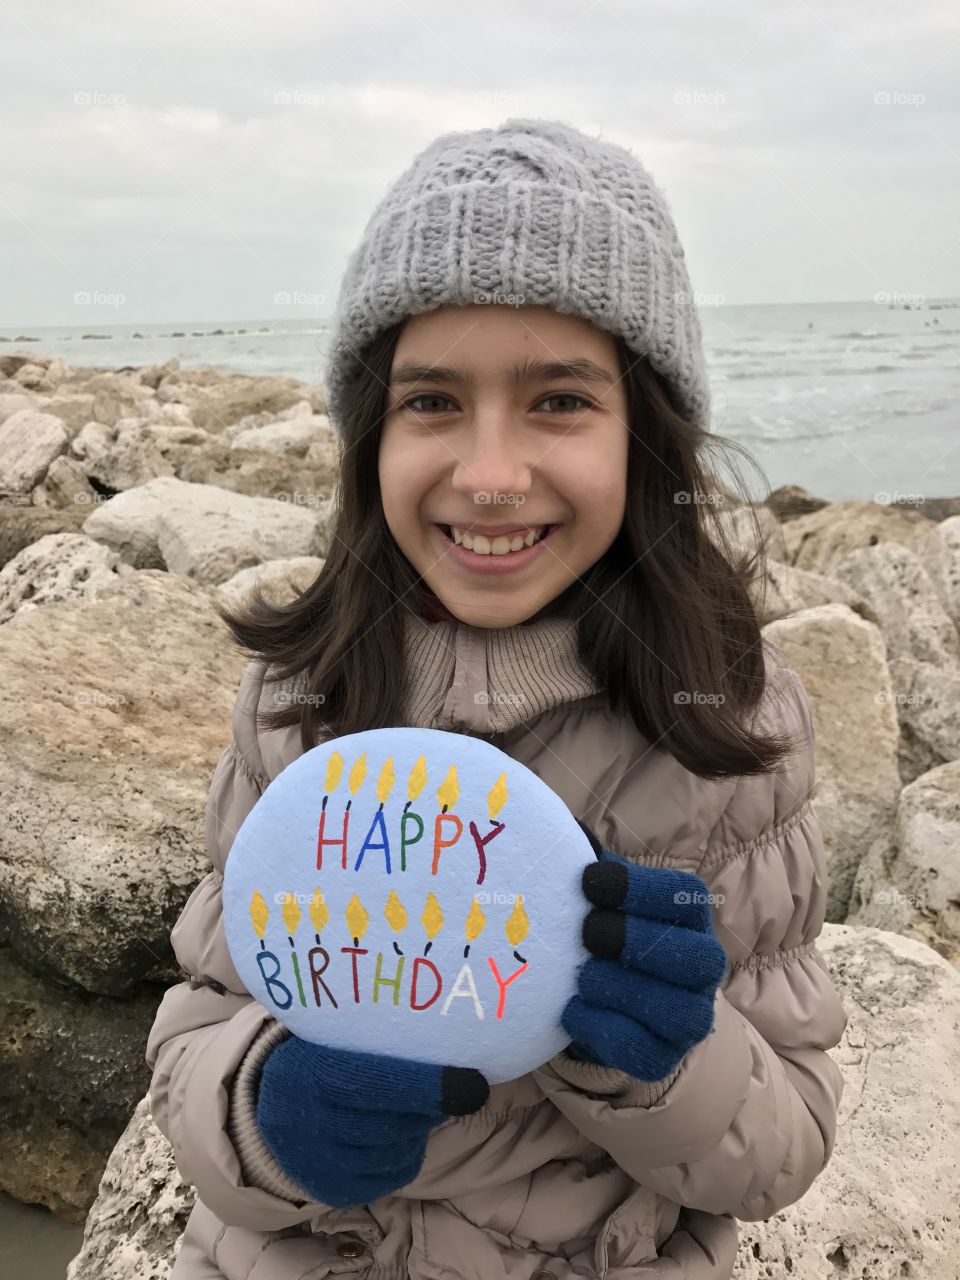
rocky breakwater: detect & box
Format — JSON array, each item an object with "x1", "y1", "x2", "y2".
[
  {"x1": 65, "y1": 923, "x2": 960, "y2": 1280},
  {"x1": 711, "y1": 490, "x2": 960, "y2": 943},
  {"x1": 0, "y1": 350, "x2": 336, "y2": 1222},
  {"x1": 1, "y1": 348, "x2": 959, "y2": 1276}
]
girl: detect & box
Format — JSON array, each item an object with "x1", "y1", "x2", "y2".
[{"x1": 146, "y1": 118, "x2": 848, "y2": 1280}]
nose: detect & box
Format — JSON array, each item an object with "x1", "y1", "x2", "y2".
[{"x1": 449, "y1": 409, "x2": 533, "y2": 503}]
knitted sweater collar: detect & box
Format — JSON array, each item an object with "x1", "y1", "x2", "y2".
[{"x1": 400, "y1": 594, "x2": 605, "y2": 736}]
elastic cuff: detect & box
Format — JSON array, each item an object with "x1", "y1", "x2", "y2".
[
  {"x1": 227, "y1": 1019, "x2": 314, "y2": 1203},
  {"x1": 548, "y1": 1047, "x2": 682, "y2": 1105}
]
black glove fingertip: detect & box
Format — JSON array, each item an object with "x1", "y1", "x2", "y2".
[
  {"x1": 583, "y1": 907, "x2": 625, "y2": 960},
  {"x1": 440, "y1": 1066, "x2": 490, "y2": 1116},
  {"x1": 582, "y1": 859, "x2": 628, "y2": 910}
]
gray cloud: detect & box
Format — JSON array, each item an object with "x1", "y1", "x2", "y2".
[{"x1": 1, "y1": 0, "x2": 957, "y2": 325}]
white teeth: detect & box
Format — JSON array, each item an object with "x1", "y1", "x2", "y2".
[{"x1": 448, "y1": 525, "x2": 550, "y2": 555}]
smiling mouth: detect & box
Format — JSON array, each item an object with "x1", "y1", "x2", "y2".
[{"x1": 436, "y1": 524, "x2": 558, "y2": 556}]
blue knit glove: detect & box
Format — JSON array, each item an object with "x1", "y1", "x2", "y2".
[
  {"x1": 560, "y1": 823, "x2": 729, "y2": 1082},
  {"x1": 256, "y1": 1039, "x2": 489, "y2": 1208}
]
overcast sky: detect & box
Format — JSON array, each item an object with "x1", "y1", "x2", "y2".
[{"x1": 1, "y1": 0, "x2": 957, "y2": 326}]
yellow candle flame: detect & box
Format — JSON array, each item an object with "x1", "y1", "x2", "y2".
[
  {"x1": 308, "y1": 888, "x2": 329, "y2": 933},
  {"x1": 487, "y1": 772, "x2": 508, "y2": 820},
  {"x1": 377, "y1": 756, "x2": 395, "y2": 804},
  {"x1": 422, "y1": 891, "x2": 444, "y2": 939},
  {"x1": 505, "y1": 895, "x2": 529, "y2": 945},
  {"x1": 250, "y1": 890, "x2": 269, "y2": 938},
  {"x1": 348, "y1": 753, "x2": 367, "y2": 795},
  {"x1": 407, "y1": 755, "x2": 427, "y2": 801},
  {"x1": 384, "y1": 889, "x2": 407, "y2": 932},
  {"x1": 436, "y1": 765, "x2": 459, "y2": 810},
  {"x1": 324, "y1": 752, "x2": 344, "y2": 793},
  {"x1": 345, "y1": 893, "x2": 369, "y2": 940},
  {"x1": 281, "y1": 892, "x2": 302, "y2": 935},
  {"x1": 465, "y1": 896, "x2": 486, "y2": 941}
]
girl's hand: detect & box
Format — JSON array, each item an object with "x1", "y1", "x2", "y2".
[
  {"x1": 256, "y1": 1039, "x2": 489, "y2": 1208},
  {"x1": 560, "y1": 823, "x2": 729, "y2": 1082}
]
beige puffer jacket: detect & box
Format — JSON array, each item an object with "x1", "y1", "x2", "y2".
[{"x1": 146, "y1": 609, "x2": 848, "y2": 1280}]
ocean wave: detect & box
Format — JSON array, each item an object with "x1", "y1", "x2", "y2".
[
  {"x1": 889, "y1": 399, "x2": 951, "y2": 416},
  {"x1": 727, "y1": 424, "x2": 852, "y2": 443},
  {"x1": 723, "y1": 363, "x2": 901, "y2": 380},
  {"x1": 722, "y1": 412, "x2": 914, "y2": 442},
  {"x1": 824, "y1": 364, "x2": 898, "y2": 374},
  {"x1": 724, "y1": 369, "x2": 804, "y2": 380}
]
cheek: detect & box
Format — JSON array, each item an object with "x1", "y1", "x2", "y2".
[
  {"x1": 379, "y1": 433, "x2": 444, "y2": 540},
  {"x1": 555, "y1": 450, "x2": 627, "y2": 534},
  {"x1": 585, "y1": 428, "x2": 628, "y2": 534},
  {"x1": 378, "y1": 434, "x2": 418, "y2": 519}
]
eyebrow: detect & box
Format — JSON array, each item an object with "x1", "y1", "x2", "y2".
[{"x1": 389, "y1": 357, "x2": 616, "y2": 390}]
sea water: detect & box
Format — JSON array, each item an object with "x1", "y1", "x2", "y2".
[{"x1": 2, "y1": 297, "x2": 958, "y2": 501}]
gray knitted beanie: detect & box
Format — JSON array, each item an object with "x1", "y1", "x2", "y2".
[{"x1": 321, "y1": 117, "x2": 711, "y2": 436}]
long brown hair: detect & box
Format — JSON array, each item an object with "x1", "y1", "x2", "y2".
[{"x1": 216, "y1": 321, "x2": 794, "y2": 780}]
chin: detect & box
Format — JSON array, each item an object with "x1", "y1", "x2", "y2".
[{"x1": 457, "y1": 600, "x2": 547, "y2": 628}]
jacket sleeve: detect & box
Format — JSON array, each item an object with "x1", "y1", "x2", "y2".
[
  {"x1": 145, "y1": 659, "x2": 333, "y2": 1231},
  {"x1": 531, "y1": 662, "x2": 849, "y2": 1222}
]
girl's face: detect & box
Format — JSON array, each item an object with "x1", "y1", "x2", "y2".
[{"x1": 379, "y1": 304, "x2": 629, "y2": 629}]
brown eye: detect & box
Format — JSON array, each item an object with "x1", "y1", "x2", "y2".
[
  {"x1": 403, "y1": 394, "x2": 456, "y2": 414},
  {"x1": 537, "y1": 393, "x2": 593, "y2": 413}
]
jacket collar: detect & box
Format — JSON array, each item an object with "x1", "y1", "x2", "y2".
[{"x1": 400, "y1": 596, "x2": 605, "y2": 735}]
